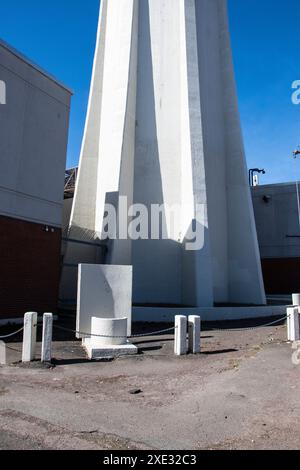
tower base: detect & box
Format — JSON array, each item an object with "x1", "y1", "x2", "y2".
[{"x1": 132, "y1": 305, "x2": 287, "y2": 323}]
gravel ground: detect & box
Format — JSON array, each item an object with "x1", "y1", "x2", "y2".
[{"x1": 0, "y1": 319, "x2": 299, "y2": 450}]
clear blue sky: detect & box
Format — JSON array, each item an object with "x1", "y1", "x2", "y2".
[{"x1": 1, "y1": 0, "x2": 300, "y2": 184}]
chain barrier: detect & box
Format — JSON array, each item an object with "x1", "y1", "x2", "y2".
[
  {"x1": 53, "y1": 315, "x2": 290, "y2": 339},
  {"x1": 0, "y1": 326, "x2": 24, "y2": 340},
  {"x1": 53, "y1": 323, "x2": 176, "y2": 339},
  {"x1": 130, "y1": 327, "x2": 176, "y2": 338},
  {"x1": 203, "y1": 315, "x2": 289, "y2": 333},
  {"x1": 0, "y1": 314, "x2": 291, "y2": 341}
]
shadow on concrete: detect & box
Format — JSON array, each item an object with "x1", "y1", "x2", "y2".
[
  {"x1": 51, "y1": 358, "x2": 97, "y2": 366},
  {"x1": 133, "y1": 337, "x2": 174, "y2": 346},
  {"x1": 202, "y1": 348, "x2": 238, "y2": 356},
  {"x1": 138, "y1": 345, "x2": 162, "y2": 354}
]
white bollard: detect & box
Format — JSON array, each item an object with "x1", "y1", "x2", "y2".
[
  {"x1": 174, "y1": 316, "x2": 187, "y2": 356},
  {"x1": 41, "y1": 313, "x2": 53, "y2": 363},
  {"x1": 287, "y1": 307, "x2": 300, "y2": 342},
  {"x1": 0, "y1": 341, "x2": 6, "y2": 365},
  {"x1": 287, "y1": 307, "x2": 293, "y2": 341},
  {"x1": 292, "y1": 293, "x2": 300, "y2": 307},
  {"x1": 22, "y1": 312, "x2": 37, "y2": 363},
  {"x1": 188, "y1": 315, "x2": 201, "y2": 354}
]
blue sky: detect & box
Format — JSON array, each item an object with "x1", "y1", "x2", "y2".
[{"x1": 1, "y1": 0, "x2": 300, "y2": 184}]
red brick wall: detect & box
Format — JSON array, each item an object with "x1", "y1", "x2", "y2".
[{"x1": 0, "y1": 215, "x2": 61, "y2": 320}]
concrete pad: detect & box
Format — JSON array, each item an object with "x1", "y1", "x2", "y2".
[
  {"x1": 77, "y1": 264, "x2": 133, "y2": 337},
  {"x1": 83, "y1": 340, "x2": 138, "y2": 360}
]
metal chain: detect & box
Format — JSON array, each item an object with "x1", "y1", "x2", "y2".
[
  {"x1": 0, "y1": 314, "x2": 290, "y2": 342},
  {"x1": 129, "y1": 327, "x2": 176, "y2": 338},
  {"x1": 0, "y1": 326, "x2": 24, "y2": 340},
  {"x1": 53, "y1": 315, "x2": 291, "y2": 339},
  {"x1": 53, "y1": 323, "x2": 175, "y2": 339},
  {"x1": 204, "y1": 315, "x2": 289, "y2": 333}
]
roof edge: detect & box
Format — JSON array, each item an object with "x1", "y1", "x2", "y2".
[{"x1": 0, "y1": 38, "x2": 73, "y2": 95}]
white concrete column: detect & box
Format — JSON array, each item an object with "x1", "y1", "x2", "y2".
[
  {"x1": 41, "y1": 313, "x2": 53, "y2": 363},
  {"x1": 22, "y1": 312, "x2": 37, "y2": 363},
  {"x1": 287, "y1": 307, "x2": 300, "y2": 342},
  {"x1": 174, "y1": 316, "x2": 187, "y2": 356},
  {"x1": 292, "y1": 293, "x2": 300, "y2": 307},
  {"x1": 0, "y1": 341, "x2": 6, "y2": 365},
  {"x1": 188, "y1": 315, "x2": 201, "y2": 354}
]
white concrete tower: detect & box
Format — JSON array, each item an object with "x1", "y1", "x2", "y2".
[{"x1": 61, "y1": 0, "x2": 266, "y2": 310}]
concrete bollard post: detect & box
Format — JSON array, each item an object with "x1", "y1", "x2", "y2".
[
  {"x1": 188, "y1": 316, "x2": 201, "y2": 354},
  {"x1": 22, "y1": 312, "x2": 37, "y2": 363},
  {"x1": 0, "y1": 341, "x2": 6, "y2": 365},
  {"x1": 174, "y1": 316, "x2": 187, "y2": 356},
  {"x1": 41, "y1": 313, "x2": 53, "y2": 363},
  {"x1": 292, "y1": 293, "x2": 300, "y2": 307},
  {"x1": 287, "y1": 307, "x2": 300, "y2": 342},
  {"x1": 287, "y1": 307, "x2": 293, "y2": 341}
]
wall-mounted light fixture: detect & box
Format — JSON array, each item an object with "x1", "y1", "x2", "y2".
[{"x1": 249, "y1": 168, "x2": 266, "y2": 187}]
